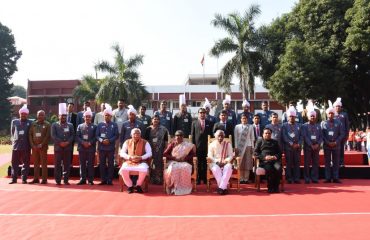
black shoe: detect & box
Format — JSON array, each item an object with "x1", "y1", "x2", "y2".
[
  {"x1": 333, "y1": 179, "x2": 342, "y2": 183},
  {"x1": 77, "y1": 180, "x2": 86, "y2": 185},
  {"x1": 127, "y1": 186, "x2": 134, "y2": 194},
  {"x1": 304, "y1": 180, "x2": 310, "y2": 184},
  {"x1": 312, "y1": 180, "x2": 319, "y2": 184},
  {"x1": 56, "y1": 182, "x2": 61, "y2": 185},
  {"x1": 135, "y1": 186, "x2": 144, "y2": 193},
  {"x1": 98, "y1": 181, "x2": 107, "y2": 185},
  {"x1": 41, "y1": 180, "x2": 47, "y2": 184},
  {"x1": 22, "y1": 180, "x2": 28, "y2": 184},
  {"x1": 274, "y1": 188, "x2": 280, "y2": 193},
  {"x1": 222, "y1": 189, "x2": 228, "y2": 195},
  {"x1": 323, "y1": 179, "x2": 332, "y2": 183},
  {"x1": 64, "y1": 181, "x2": 70, "y2": 185},
  {"x1": 9, "y1": 180, "x2": 16, "y2": 184},
  {"x1": 107, "y1": 181, "x2": 113, "y2": 186},
  {"x1": 340, "y1": 164, "x2": 345, "y2": 168},
  {"x1": 88, "y1": 181, "x2": 94, "y2": 185},
  {"x1": 287, "y1": 180, "x2": 292, "y2": 184},
  {"x1": 29, "y1": 179, "x2": 40, "y2": 184},
  {"x1": 268, "y1": 188, "x2": 274, "y2": 193}
]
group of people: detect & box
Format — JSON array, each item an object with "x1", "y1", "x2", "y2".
[{"x1": 10, "y1": 93, "x2": 366, "y2": 195}]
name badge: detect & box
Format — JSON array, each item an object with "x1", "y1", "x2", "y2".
[
  {"x1": 117, "y1": 118, "x2": 123, "y2": 122},
  {"x1": 143, "y1": 121, "x2": 148, "y2": 125},
  {"x1": 35, "y1": 133, "x2": 41, "y2": 137},
  {"x1": 328, "y1": 131, "x2": 334, "y2": 136},
  {"x1": 166, "y1": 116, "x2": 170, "y2": 120},
  {"x1": 64, "y1": 128, "x2": 69, "y2": 132},
  {"x1": 152, "y1": 138, "x2": 158, "y2": 143},
  {"x1": 311, "y1": 135, "x2": 317, "y2": 140},
  {"x1": 289, "y1": 133, "x2": 295, "y2": 138},
  {"x1": 228, "y1": 116, "x2": 232, "y2": 120},
  {"x1": 184, "y1": 119, "x2": 188, "y2": 122},
  {"x1": 101, "y1": 133, "x2": 106, "y2": 138},
  {"x1": 83, "y1": 135, "x2": 88, "y2": 140},
  {"x1": 19, "y1": 130, "x2": 24, "y2": 135}
]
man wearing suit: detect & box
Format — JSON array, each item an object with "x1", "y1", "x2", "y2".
[
  {"x1": 252, "y1": 114, "x2": 263, "y2": 143},
  {"x1": 237, "y1": 100, "x2": 253, "y2": 124},
  {"x1": 51, "y1": 103, "x2": 75, "y2": 185},
  {"x1": 67, "y1": 102, "x2": 77, "y2": 164},
  {"x1": 203, "y1": 98, "x2": 216, "y2": 137},
  {"x1": 216, "y1": 94, "x2": 237, "y2": 129},
  {"x1": 257, "y1": 101, "x2": 275, "y2": 130},
  {"x1": 191, "y1": 108, "x2": 212, "y2": 184},
  {"x1": 154, "y1": 101, "x2": 173, "y2": 136},
  {"x1": 213, "y1": 110, "x2": 235, "y2": 148},
  {"x1": 333, "y1": 97, "x2": 350, "y2": 167},
  {"x1": 77, "y1": 101, "x2": 95, "y2": 126},
  {"x1": 173, "y1": 94, "x2": 192, "y2": 138}
]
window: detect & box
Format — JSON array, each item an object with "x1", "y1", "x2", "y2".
[
  {"x1": 191, "y1": 101, "x2": 202, "y2": 107},
  {"x1": 172, "y1": 101, "x2": 179, "y2": 109},
  {"x1": 254, "y1": 101, "x2": 262, "y2": 110},
  {"x1": 30, "y1": 98, "x2": 43, "y2": 106},
  {"x1": 46, "y1": 97, "x2": 58, "y2": 106}
]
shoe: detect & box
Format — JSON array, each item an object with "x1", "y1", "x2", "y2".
[
  {"x1": 304, "y1": 180, "x2": 310, "y2": 184},
  {"x1": 29, "y1": 179, "x2": 40, "y2": 184},
  {"x1": 222, "y1": 189, "x2": 228, "y2": 195},
  {"x1": 312, "y1": 180, "x2": 319, "y2": 184},
  {"x1": 268, "y1": 188, "x2": 274, "y2": 193},
  {"x1": 127, "y1": 186, "x2": 134, "y2": 194},
  {"x1": 135, "y1": 186, "x2": 144, "y2": 193},
  {"x1": 294, "y1": 180, "x2": 301, "y2": 184},
  {"x1": 323, "y1": 179, "x2": 332, "y2": 183},
  {"x1": 88, "y1": 181, "x2": 94, "y2": 185},
  {"x1": 9, "y1": 180, "x2": 16, "y2": 184},
  {"x1": 98, "y1": 181, "x2": 107, "y2": 185},
  {"x1": 217, "y1": 188, "x2": 223, "y2": 194},
  {"x1": 77, "y1": 180, "x2": 86, "y2": 185},
  {"x1": 333, "y1": 179, "x2": 342, "y2": 183},
  {"x1": 22, "y1": 180, "x2": 28, "y2": 184},
  {"x1": 107, "y1": 181, "x2": 113, "y2": 186},
  {"x1": 64, "y1": 181, "x2": 70, "y2": 185},
  {"x1": 56, "y1": 182, "x2": 61, "y2": 185},
  {"x1": 274, "y1": 188, "x2": 280, "y2": 193},
  {"x1": 340, "y1": 164, "x2": 345, "y2": 168},
  {"x1": 41, "y1": 180, "x2": 47, "y2": 184},
  {"x1": 287, "y1": 180, "x2": 292, "y2": 184}
]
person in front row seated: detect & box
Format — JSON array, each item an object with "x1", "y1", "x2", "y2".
[
  {"x1": 207, "y1": 130, "x2": 234, "y2": 195},
  {"x1": 253, "y1": 128, "x2": 282, "y2": 193},
  {"x1": 119, "y1": 128, "x2": 152, "y2": 193},
  {"x1": 163, "y1": 130, "x2": 195, "y2": 195}
]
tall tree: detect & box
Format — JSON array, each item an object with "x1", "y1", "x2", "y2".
[
  {"x1": 209, "y1": 4, "x2": 261, "y2": 99},
  {"x1": 11, "y1": 85, "x2": 26, "y2": 98},
  {"x1": 95, "y1": 44, "x2": 148, "y2": 107},
  {"x1": 0, "y1": 22, "x2": 22, "y2": 132},
  {"x1": 72, "y1": 75, "x2": 101, "y2": 103}
]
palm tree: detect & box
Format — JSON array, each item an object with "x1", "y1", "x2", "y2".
[
  {"x1": 210, "y1": 4, "x2": 261, "y2": 99},
  {"x1": 72, "y1": 74, "x2": 101, "y2": 103},
  {"x1": 94, "y1": 44, "x2": 148, "y2": 107}
]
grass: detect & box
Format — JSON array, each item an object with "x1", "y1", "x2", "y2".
[{"x1": 0, "y1": 145, "x2": 12, "y2": 154}]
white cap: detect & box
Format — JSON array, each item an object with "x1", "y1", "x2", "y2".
[
  {"x1": 18, "y1": 104, "x2": 29, "y2": 114},
  {"x1": 103, "y1": 104, "x2": 113, "y2": 116},
  {"x1": 287, "y1": 106, "x2": 297, "y2": 117},
  {"x1": 203, "y1": 98, "x2": 211, "y2": 109},
  {"x1": 179, "y1": 94, "x2": 186, "y2": 106},
  {"x1": 333, "y1": 97, "x2": 342, "y2": 107},
  {"x1": 83, "y1": 107, "x2": 92, "y2": 117},
  {"x1": 59, "y1": 103, "x2": 67, "y2": 115},
  {"x1": 222, "y1": 94, "x2": 231, "y2": 105},
  {"x1": 127, "y1": 105, "x2": 137, "y2": 115},
  {"x1": 326, "y1": 100, "x2": 336, "y2": 115},
  {"x1": 242, "y1": 99, "x2": 250, "y2": 107},
  {"x1": 306, "y1": 100, "x2": 316, "y2": 117}
]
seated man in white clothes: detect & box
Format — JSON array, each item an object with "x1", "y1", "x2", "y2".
[
  {"x1": 119, "y1": 128, "x2": 152, "y2": 193},
  {"x1": 207, "y1": 130, "x2": 234, "y2": 195}
]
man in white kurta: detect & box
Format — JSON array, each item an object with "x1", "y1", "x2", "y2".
[
  {"x1": 234, "y1": 113, "x2": 255, "y2": 183},
  {"x1": 119, "y1": 128, "x2": 152, "y2": 193},
  {"x1": 208, "y1": 130, "x2": 234, "y2": 195}
]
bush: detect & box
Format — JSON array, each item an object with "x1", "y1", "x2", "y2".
[{"x1": 0, "y1": 135, "x2": 11, "y2": 145}]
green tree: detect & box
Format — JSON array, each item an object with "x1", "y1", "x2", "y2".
[
  {"x1": 0, "y1": 22, "x2": 22, "y2": 132},
  {"x1": 209, "y1": 4, "x2": 261, "y2": 99},
  {"x1": 95, "y1": 44, "x2": 148, "y2": 107},
  {"x1": 11, "y1": 85, "x2": 26, "y2": 98},
  {"x1": 72, "y1": 75, "x2": 101, "y2": 103}
]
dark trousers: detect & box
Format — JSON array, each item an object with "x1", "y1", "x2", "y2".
[
  {"x1": 197, "y1": 154, "x2": 207, "y2": 183},
  {"x1": 11, "y1": 150, "x2": 30, "y2": 182},
  {"x1": 324, "y1": 147, "x2": 340, "y2": 180},
  {"x1": 339, "y1": 139, "x2": 346, "y2": 165},
  {"x1": 303, "y1": 147, "x2": 319, "y2": 182},
  {"x1": 54, "y1": 149, "x2": 72, "y2": 183},
  {"x1": 79, "y1": 151, "x2": 95, "y2": 182},
  {"x1": 99, "y1": 150, "x2": 114, "y2": 183},
  {"x1": 284, "y1": 147, "x2": 301, "y2": 181},
  {"x1": 261, "y1": 160, "x2": 282, "y2": 190}
]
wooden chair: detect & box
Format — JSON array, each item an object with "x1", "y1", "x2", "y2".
[
  {"x1": 253, "y1": 154, "x2": 285, "y2": 192},
  {"x1": 162, "y1": 136, "x2": 198, "y2": 192},
  {"x1": 118, "y1": 158, "x2": 152, "y2": 192},
  {"x1": 206, "y1": 135, "x2": 241, "y2": 192}
]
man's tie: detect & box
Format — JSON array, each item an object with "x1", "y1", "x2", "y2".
[
  {"x1": 256, "y1": 125, "x2": 260, "y2": 136},
  {"x1": 201, "y1": 120, "x2": 204, "y2": 131}
]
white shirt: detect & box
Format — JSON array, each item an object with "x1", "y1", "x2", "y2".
[{"x1": 207, "y1": 140, "x2": 233, "y2": 165}]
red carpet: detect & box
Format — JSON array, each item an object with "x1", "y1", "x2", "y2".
[{"x1": 1, "y1": 179, "x2": 370, "y2": 239}]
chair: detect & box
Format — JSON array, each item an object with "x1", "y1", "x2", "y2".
[
  {"x1": 163, "y1": 136, "x2": 198, "y2": 192},
  {"x1": 118, "y1": 158, "x2": 152, "y2": 192},
  {"x1": 206, "y1": 135, "x2": 241, "y2": 192},
  {"x1": 253, "y1": 154, "x2": 285, "y2": 192}
]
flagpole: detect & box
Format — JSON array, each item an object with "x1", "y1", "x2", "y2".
[{"x1": 202, "y1": 54, "x2": 205, "y2": 85}]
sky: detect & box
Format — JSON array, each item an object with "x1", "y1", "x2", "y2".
[{"x1": 1, "y1": 0, "x2": 297, "y2": 88}]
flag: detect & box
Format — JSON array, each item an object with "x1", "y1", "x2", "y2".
[{"x1": 201, "y1": 55, "x2": 204, "y2": 66}]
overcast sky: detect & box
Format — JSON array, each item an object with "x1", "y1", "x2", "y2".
[{"x1": 1, "y1": 0, "x2": 297, "y2": 88}]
